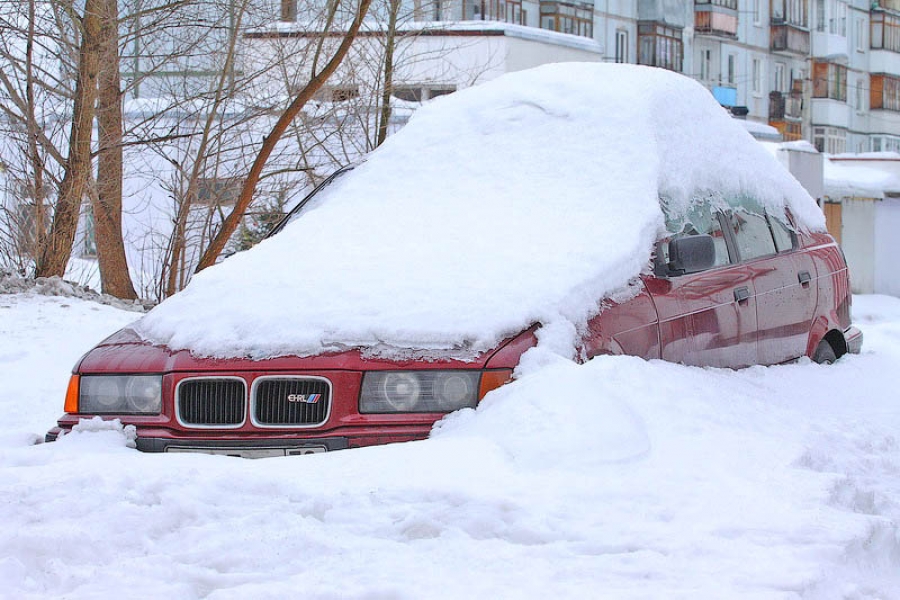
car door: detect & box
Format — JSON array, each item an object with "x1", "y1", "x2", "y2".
[
  {"x1": 649, "y1": 208, "x2": 758, "y2": 368},
  {"x1": 723, "y1": 209, "x2": 815, "y2": 365}
]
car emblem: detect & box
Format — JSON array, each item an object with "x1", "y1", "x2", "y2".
[{"x1": 287, "y1": 393, "x2": 321, "y2": 404}]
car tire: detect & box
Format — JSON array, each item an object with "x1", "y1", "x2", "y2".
[{"x1": 812, "y1": 340, "x2": 837, "y2": 365}]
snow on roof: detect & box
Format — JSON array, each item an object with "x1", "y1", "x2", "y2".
[
  {"x1": 256, "y1": 20, "x2": 603, "y2": 53},
  {"x1": 738, "y1": 119, "x2": 781, "y2": 140},
  {"x1": 135, "y1": 63, "x2": 824, "y2": 360},
  {"x1": 824, "y1": 157, "x2": 900, "y2": 199}
]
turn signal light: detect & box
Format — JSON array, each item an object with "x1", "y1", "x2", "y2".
[
  {"x1": 478, "y1": 369, "x2": 513, "y2": 400},
  {"x1": 64, "y1": 375, "x2": 80, "y2": 413}
]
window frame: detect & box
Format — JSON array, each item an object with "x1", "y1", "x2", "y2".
[
  {"x1": 638, "y1": 21, "x2": 684, "y2": 72},
  {"x1": 724, "y1": 209, "x2": 779, "y2": 262}
]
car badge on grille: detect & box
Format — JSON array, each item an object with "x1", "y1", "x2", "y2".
[{"x1": 287, "y1": 393, "x2": 321, "y2": 404}]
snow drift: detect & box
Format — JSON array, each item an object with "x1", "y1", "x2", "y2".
[{"x1": 135, "y1": 63, "x2": 824, "y2": 359}]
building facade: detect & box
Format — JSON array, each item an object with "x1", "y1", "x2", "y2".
[{"x1": 291, "y1": 0, "x2": 898, "y2": 153}]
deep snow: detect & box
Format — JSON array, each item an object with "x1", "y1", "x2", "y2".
[
  {"x1": 135, "y1": 64, "x2": 825, "y2": 361},
  {"x1": 1, "y1": 289, "x2": 899, "y2": 598}
]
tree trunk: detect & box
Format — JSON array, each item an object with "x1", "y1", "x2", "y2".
[
  {"x1": 94, "y1": 0, "x2": 138, "y2": 299},
  {"x1": 36, "y1": 0, "x2": 102, "y2": 279},
  {"x1": 375, "y1": 0, "x2": 400, "y2": 148},
  {"x1": 25, "y1": 0, "x2": 48, "y2": 261},
  {"x1": 194, "y1": 0, "x2": 374, "y2": 273}
]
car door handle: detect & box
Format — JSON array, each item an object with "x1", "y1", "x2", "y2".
[
  {"x1": 798, "y1": 270, "x2": 812, "y2": 286},
  {"x1": 734, "y1": 286, "x2": 750, "y2": 303}
]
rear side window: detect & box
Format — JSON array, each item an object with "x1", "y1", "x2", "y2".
[
  {"x1": 728, "y1": 211, "x2": 777, "y2": 261},
  {"x1": 767, "y1": 213, "x2": 795, "y2": 253}
]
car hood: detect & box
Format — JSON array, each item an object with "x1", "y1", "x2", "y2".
[{"x1": 75, "y1": 327, "x2": 530, "y2": 374}]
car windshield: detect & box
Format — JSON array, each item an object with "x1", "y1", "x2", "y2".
[{"x1": 266, "y1": 167, "x2": 354, "y2": 239}]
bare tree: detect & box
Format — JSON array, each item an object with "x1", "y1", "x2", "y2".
[
  {"x1": 195, "y1": 0, "x2": 374, "y2": 272},
  {"x1": 93, "y1": 0, "x2": 138, "y2": 298},
  {"x1": 36, "y1": 0, "x2": 102, "y2": 279}
]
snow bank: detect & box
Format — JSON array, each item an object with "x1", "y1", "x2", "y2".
[
  {"x1": 3, "y1": 293, "x2": 900, "y2": 598},
  {"x1": 136, "y1": 63, "x2": 824, "y2": 360}
]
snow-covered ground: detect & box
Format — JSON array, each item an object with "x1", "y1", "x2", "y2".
[{"x1": 1, "y1": 289, "x2": 898, "y2": 598}]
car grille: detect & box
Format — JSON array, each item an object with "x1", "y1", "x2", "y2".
[
  {"x1": 253, "y1": 378, "x2": 330, "y2": 426},
  {"x1": 178, "y1": 379, "x2": 246, "y2": 427}
]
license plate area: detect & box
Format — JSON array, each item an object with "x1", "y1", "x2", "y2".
[{"x1": 166, "y1": 445, "x2": 327, "y2": 459}]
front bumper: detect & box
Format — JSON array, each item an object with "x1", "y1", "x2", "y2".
[{"x1": 45, "y1": 424, "x2": 430, "y2": 457}]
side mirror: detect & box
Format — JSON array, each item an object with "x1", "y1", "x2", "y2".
[{"x1": 667, "y1": 234, "x2": 716, "y2": 275}]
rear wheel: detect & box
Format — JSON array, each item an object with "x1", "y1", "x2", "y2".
[{"x1": 812, "y1": 340, "x2": 837, "y2": 365}]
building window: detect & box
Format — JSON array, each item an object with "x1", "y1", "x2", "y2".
[
  {"x1": 752, "y1": 58, "x2": 762, "y2": 93},
  {"x1": 637, "y1": 21, "x2": 683, "y2": 72},
  {"x1": 871, "y1": 136, "x2": 900, "y2": 152},
  {"x1": 700, "y1": 48, "x2": 711, "y2": 80},
  {"x1": 832, "y1": 1, "x2": 846, "y2": 37},
  {"x1": 871, "y1": 12, "x2": 900, "y2": 53},
  {"x1": 694, "y1": 0, "x2": 737, "y2": 8},
  {"x1": 727, "y1": 53, "x2": 736, "y2": 84},
  {"x1": 280, "y1": 0, "x2": 296, "y2": 21},
  {"x1": 771, "y1": 0, "x2": 808, "y2": 27},
  {"x1": 871, "y1": 74, "x2": 900, "y2": 111},
  {"x1": 196, "y1": 177, "x2": 242, "y2": 206},
  {"x1": 813, "y1": 126, "x2": 847, "y2": 154},
  {"x1": 815, "y1": 0, "x2": 825, "y2": 32},
  {"x1": 392, "y1": 85, "x2": 456, "y2": 102},
  {"x1": 615, "y1": 29, "x2": 629, "y2": 63},
  {"x1": 82, "y1": 205, "x2": 97, "y2": 258},
  {"x1": 753, "y1": 0, "x2": 762, "y2": 25},
  {"x1": 774, "y1": 62, "x2": 786, "y2": 92},
  {"x1": 540, "y1": 1, "x2": 592, "y2": 37},
  {"x1": 856, "y1": 18, "x2": 865, "y2": 51},
  {"x1": 812, "y1": 61, "x2": 847, "y2": 101},
  {"x1": 313, "y1": 85, "x2": 360, "y2": 103},
  {"x1": 483, "y1": 0, "x2": 525, "y2": 25}
]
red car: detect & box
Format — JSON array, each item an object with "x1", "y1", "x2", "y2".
[
  {"x1": 46, "y1": 191, "x2": 861, "y2": 457},
  {"x1": 46, "y1": 65, "x2": 862, "y2": 457}
]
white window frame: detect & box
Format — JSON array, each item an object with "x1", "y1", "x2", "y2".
[
  {"x1": 700, "y1": 48, "x2": 711, "y2": 82},
  {"x1": 774, "y1": 63, "x2": 786, "y2": 93},
  {"x1": 615, "y1": 29, "x2": 629, "y2": 64},
  {"x1": 856, "y1": 17, "x2": 865, "y2": 51},
  {"x1": 752, "y1": 58, "x2": 762, "y2": 94}
]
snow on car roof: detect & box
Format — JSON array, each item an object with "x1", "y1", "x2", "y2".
[{"x1": 135, "y1": 63, "x2": 825, "y2": 360}]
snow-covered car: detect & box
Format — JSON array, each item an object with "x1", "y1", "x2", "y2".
[{"x1": 47, "y1": 64, "x2": 862, "y2": 457}]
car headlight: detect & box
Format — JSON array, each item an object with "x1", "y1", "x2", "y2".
[
  {"x1": 78, "y1": 375, "x2": 162, "y2": 414},
  {"x1": 360, "y1": 371, "x2": 480, "y2": 413}
]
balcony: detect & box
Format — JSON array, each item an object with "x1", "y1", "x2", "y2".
[
  {"x1": 769, "y1": 91, "x2": 803, "y2": 121},
  {"x1": 694, "y1": 2, "x2": 738, "y2": 38},
  {"x1": 870, "y1": 50, "x2": 900, "y2": 77},
  {"x1": 771, "y1": 23, "x2": 810, "y2": 55},
  {"x1": 810, "y1": 31, "x2": 848, "y2": 59}
]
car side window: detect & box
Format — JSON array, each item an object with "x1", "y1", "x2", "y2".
[
  {"x1": 728, "y1": 210, "x2": 777, "y2": 261},
  {"x1": 767, "y1": 212, "x2": 795, "y2": 253},
  {"x1": 659, "y1": 206, "x2": 731, "y2": 269}
]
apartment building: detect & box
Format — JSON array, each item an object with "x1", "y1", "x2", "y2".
[{"x1": 309, "y1": 0, "x2": 897, "y2": 153}]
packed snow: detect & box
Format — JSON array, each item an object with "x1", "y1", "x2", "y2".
[
  {"x1": 1, "y1": 288, "x2": 899, "y2": 598},
  {"x1": 135, "y1": 63, "x2": 825, "y2": 360}
]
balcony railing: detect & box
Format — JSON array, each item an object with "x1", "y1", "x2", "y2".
[
  {"x1": 695, "y1": 7, "x2": 738, "y2": 37},
  {"x1": 771, "y1": 23, "x2": 810, "y2": 55}
]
